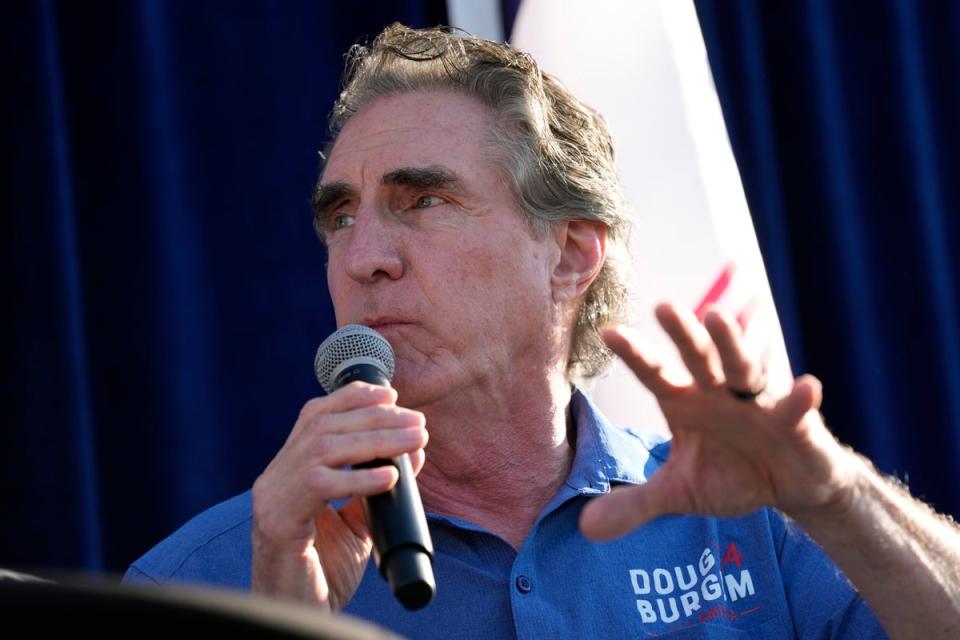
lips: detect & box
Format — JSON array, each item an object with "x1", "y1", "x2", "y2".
[{"x1": 360, "y1": 318, "x2": 414, "y2": 335}]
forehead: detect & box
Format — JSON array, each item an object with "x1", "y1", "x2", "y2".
[{"x1": 322, "y1": 90, "x2": 499, "y2": 184}]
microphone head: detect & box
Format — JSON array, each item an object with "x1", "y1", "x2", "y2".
[{"x1": 314, "y1": 324, "x2": 396, "y2": 393}]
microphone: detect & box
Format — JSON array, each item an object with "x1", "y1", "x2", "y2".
[{"x1": 314, "y1": 325, "x2": 435, "y2": 610}]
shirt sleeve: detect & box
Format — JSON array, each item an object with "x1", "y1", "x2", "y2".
[
  {"x1": 767, "y1": 509, "x2": 889, "y2": 639},
  {"x1": 122, "y1": 564, "x2": 159, "y2": 585}
]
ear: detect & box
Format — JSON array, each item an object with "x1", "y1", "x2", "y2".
[{"x1": 551, "y1": 220, "x2": 607, "y2": 303}]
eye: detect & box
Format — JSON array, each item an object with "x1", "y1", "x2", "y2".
[
  {"x1": 332, "y1": 213, "x2": 355, "y2": 230},
  {"x1": 413, "y1": 194, "x2": 446, "y2": 209}
]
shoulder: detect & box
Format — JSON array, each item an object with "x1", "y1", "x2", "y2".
[{"x1": 124, "y1": 490, "x2": 253, "y2": 590}]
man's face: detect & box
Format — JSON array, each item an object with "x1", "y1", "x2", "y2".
[{"x1": 316, "y1": 90, "x2": 564, "y2": 408}]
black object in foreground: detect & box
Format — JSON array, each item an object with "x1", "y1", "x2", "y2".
[
  {"x1": 0, "y1": 570, "x2": 403, "y2": 639},
  {"x1": 315, "y1": 325, "x2": 435, "y2": 611}
]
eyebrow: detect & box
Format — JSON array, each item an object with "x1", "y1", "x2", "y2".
[
  {"x1": 382, "y1": 166, "x2": 462, "y2": 192},
  {"x1": 311, "y1": 181, "x2": 352, "y2": 220}
]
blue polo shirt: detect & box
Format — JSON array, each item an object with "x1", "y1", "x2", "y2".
[{"x1": 125, "y1": 390, "x2": 887, "y2": 638}]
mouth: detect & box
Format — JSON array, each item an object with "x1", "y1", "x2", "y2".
[{"x1": 360, "y1": 319, "x2": 413, "y2": 335}]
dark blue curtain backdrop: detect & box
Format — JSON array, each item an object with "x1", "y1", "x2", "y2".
[
  {"x1": 0, "y1": 0, "x2": 447, "y2": 577},
  {"x1": 695, "y1": 0, "x2": 960, "y2": 515},
  {"x1": 2, "y1": 0, "x2": 958, "y2": 582}
]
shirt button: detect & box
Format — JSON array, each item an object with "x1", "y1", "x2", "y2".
[{"x1": 515, "y1": 575, "x2": 532, "y2": 593}]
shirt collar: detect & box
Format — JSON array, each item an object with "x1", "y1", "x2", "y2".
[{"x1": 564, "y1": 387, "x2": 669, "y2": 496}]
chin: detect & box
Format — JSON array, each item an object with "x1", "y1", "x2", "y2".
[{"x1": 390, "y1": 359, "x2": 460, "y2": 409}]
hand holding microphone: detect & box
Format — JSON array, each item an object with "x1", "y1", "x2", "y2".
[
  {"x1": 251, "y1": 325, "x2": 433, "y2": 611},
  {"x1": 314, "y1": 325, "x2": 435, "y2": 610}
]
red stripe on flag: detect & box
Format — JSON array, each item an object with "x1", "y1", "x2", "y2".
[
  {"x1": 695, "y1": 261, "x2": 736, "y2": 320},
  {"x1": 737, "y1": 295, "x2": 758, "y2": 332}
]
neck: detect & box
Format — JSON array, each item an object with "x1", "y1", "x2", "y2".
[{"x1": 411, "y1": 370, "x2": 575, "y2": 549}]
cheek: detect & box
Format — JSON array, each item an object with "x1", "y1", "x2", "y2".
[
  {"x1": 435, "y1": 253, "x2": 500, "y2": 322},
  {"x1": 443, "y1": 243, "x2": 551, "y2": 321},
  {"x1": 326, "y1": 269, "x2": 347, "y2": 319},
  {"x1": 325, "y1": 255, "x2": 360, "y2": 324}
]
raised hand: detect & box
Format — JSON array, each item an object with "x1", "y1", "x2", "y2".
[
  {"x1": 580, "y1": 302, "x2": 857, "y2": 541},
  {"x1": 251, "y1": 382, "x2": 428, "y2": 609}
]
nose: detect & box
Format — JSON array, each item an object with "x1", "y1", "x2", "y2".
[{"x1": 342, "y1": 208, "x2": 404, "y2": 283}]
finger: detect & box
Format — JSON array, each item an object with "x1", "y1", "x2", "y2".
[
  {"x1": 311, "y1": 426, "x2": 429, "y2": 468},
  {"x1": 602, "y1": 326, "x2": 682, "y2": 397},
  {"x1": 298, "y1": 382, "x2": 398, "y2": 422},
  {"x1": 252, "y1": 464, "x2": 398, "y2": 544},
  {"x1": 771, "y1": 374, "x2": 822, "y2": 426},
  {"x1": 703, "y1": 307, "x2": 763, "y2": 393},
  {"x1": 409, "y1": 447, "x2": 426, "y2": 476},
  {"x1": 579, "y1": 473, "x2": 675, "y2": 541},
  {"x1": 304, "y1": 404, "x2": 425, "y2": 436},
  {"x1": 655, "y1": 303, "x2": 723, "y2": 388},
  {"x1": 307, "y1": 465, "x2": 400, "y2": 502}
]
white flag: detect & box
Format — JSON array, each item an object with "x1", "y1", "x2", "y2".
[{"x1": 452, "y1": 0, "x2": 794, "y2": 434}]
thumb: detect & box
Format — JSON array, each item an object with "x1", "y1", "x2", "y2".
[
  {"x1": 579, "y1": 473, "x2": 675, "y2": 541},
  {"x1": 336, "y1": 499, "x2": 373, "y2": 542}
]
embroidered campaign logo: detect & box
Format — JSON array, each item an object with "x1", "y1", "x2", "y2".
[{"x1": 627, "y1": 544, "x2": 760, "y2": 630}]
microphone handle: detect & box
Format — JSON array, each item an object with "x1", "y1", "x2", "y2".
[{"x1": 333, "y1": 362, "x2": 435, "y2": 610}]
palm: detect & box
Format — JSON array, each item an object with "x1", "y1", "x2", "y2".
[{"x1": 657, "y1": 388, "x2": 822, "y2": 515}]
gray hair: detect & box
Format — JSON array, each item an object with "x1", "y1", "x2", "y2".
[{"x1": 324, "y1": 23, "x2": 631, "y2": 379}]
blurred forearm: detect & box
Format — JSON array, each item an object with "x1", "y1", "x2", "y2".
[{"x1": 793, "y1": 450, "x2": 960, "y2": 639}]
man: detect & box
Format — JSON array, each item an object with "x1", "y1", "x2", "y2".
[{"x1": 126, "y1": 24, "x2": 960, "y2": 638}]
